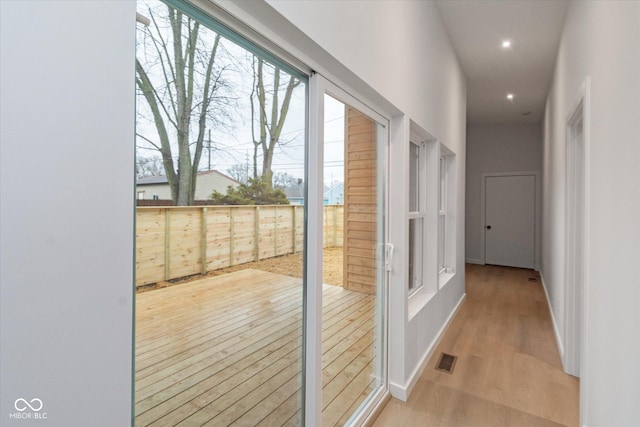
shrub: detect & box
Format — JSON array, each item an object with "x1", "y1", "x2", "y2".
[{"x1": 210, "y1": 177, "x2": 290, "y2": 205}]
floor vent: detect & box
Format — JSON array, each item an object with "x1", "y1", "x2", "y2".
[
  {"x1": 528, "y1": 277, "x2": 538, "y2": 282},
  {"x1": 435, "y1": 352, "x2": 457, "y2": 374}
]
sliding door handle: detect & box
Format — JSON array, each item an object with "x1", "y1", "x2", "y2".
[{"x1": 384, "y1": 243, "x2": 394, "y2": 272}]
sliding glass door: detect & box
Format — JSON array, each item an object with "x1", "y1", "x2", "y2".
[
  {"x1": 134, "y1": 3, "x2": 388, "y2": 425},
  {"x1": 307, "y1": 77, "x2": 389, "y2": 426},
  {"x1": 134, "y1": 1, "x2": 307, "y2": 425},
  {"x1": 323, "y1": 92, "x2": 388, "y2": 426}
]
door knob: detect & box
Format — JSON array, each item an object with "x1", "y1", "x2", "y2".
[{"x1": 486, "y1": 225, "x2": 492, "y2": 229}]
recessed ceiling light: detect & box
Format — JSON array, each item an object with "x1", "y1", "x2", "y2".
[
  {"x1": 502, "y1": 40, "x2": 511, "y2": 48},
  {"x1": 507, "y1": 93, "x2": 514, "y2": 100}
]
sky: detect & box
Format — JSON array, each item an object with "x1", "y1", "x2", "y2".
[{"x1": 135, "y1": 0, "x2": 346, "y2": 188}]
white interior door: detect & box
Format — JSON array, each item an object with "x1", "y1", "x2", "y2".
[{"x1": 484, "y1": 175, "x2": 536, "y2": 269}]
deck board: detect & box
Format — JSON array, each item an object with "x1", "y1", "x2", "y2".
[{"x1": 136, "y1": 269, "x2": 376, "y2": 427}]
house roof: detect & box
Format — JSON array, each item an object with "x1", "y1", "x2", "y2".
[
  {"x1": 137, "y1": 170, "x2": 239, "y2": 186},
  {"x1": 136, "y1": 175, "x2": 168, "y2": 185},
  {"x1": 323, "y1": 182, "x2": 344, "y2": 198},
  {"x1": 283, "y1": 184, "x2": 304, "y2": 198}
]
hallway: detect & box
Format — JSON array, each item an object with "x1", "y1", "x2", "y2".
[
  {"x1": 374, "y1": 264, "x2": 578, "y2": 427},
  {"x1": 2, "y1": 1, "x2": 639, "y2": 425}
]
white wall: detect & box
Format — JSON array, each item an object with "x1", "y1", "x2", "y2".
[
  {"x1": 0, "y1": 1, "x2": 136, "y2": 425},
  {"x1": 542, "y1": 1, "x2": 640, "y2": 425},
  {"x1": 136, "y1": 171, "x2": 238, "y2": 200},
  {"x1": 466, "y1": 124, "x2": 542, "y2": 263},
  {"x1": 137, "y1": 183, "x2": 171, "y2": 200},
  {"x1": 0, "y1": 0, "x2": 465, "y2": 422},
  {"x1": 250, "y1": 0, "x2": 467, "y2": 397}
]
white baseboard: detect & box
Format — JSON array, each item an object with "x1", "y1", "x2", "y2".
[
  {"x1": 465, "y1": 258, "x2": 482, "y2": 265},
  {"x1": 388, "y1": 381, "x2": 406, "y2": 401},
  {"x1": 539, "y1": 273, "x2": 565, "y2": 362},
  {"x1": 389, "y1": 293, "x2": 466, "y2": 402}
]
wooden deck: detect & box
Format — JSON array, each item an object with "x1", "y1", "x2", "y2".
[{"x1": 135, "y1": 269, "x2": 376, "y2": 426}]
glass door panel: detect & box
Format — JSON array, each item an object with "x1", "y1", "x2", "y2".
[
  {"x1": 134, "y1": 1, "x2": 307, "y2": 425},
  {"x1": 321, "y1": 93, "x2": 387, "y2": 426}
]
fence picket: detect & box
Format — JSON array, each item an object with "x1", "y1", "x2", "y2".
[{"x1": 135, "y1": 205, "x2": 343, "y2": 286}]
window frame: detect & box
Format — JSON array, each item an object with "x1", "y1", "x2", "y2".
[
  {"x1": 438, "y1": 143, "x2": 456, "y2": 288},
  {"x1": 408, "y1": 139, "x2": 426, "y2": 296},
  {"x1": 438, "y1": 154, "x2": 447, "y2": 274}
]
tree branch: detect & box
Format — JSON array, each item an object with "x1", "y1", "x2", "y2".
[
  {"x1": 191, "y1": 34, "x2": 221, "y2": 202},
  {"x1": 135, "y1": 132, "x2": 162, "y2": 151},
  {"x1": 135, "y1": 60, "x2": 177, "y2": 190},
  {"x1": 149, "y1": 6, "x2": 178, "y2": 123}
]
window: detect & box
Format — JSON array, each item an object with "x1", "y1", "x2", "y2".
[
  {"x1": 438, "y1": 155, "x2": 447, "y2": 273},
  {"x1": 407, "y1": 127, "x2": 456, "y2": 316},
  {"x1": 438, "y1": 144, "x2": 456, "y2": 285},
  {"x1": 407, "y1": 124, "x2": 441, "y2": 318},
  {"x1": 408, "y1": 140, "x2": 425, "y2": 294}
]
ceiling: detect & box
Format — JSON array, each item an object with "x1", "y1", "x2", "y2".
[{"x1": 435, "y1": 0, "x2": 568, "y2": 125}]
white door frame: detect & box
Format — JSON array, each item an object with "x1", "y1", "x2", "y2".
[
  {"x1": 564, "y1": 78, "x2": 591, "y2": 390},
  {"x1": 306, "y1": 71, "x2": 325, "y2": 427},
  {"x1": 307, "y1": 73, "x2": 390, "y2": 427},
  {"x1": 480, "y1": 171, "x2": 541, "y2": 270}
]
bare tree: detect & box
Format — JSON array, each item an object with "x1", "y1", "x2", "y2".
[
  {"x1": 227, "y1": 163, "x2": 249, "y2": 184},
  {"x1": 250, "y1": 57, "x2": 301, "y2": 188},
  {"x1": 273, "y1": 171, "x2": 301, "y2": 189},
  {"x1": 136, "y1": 154, "x2": 164, "y2": 178},
  {"x1": 136, "y1": 2, "x2": 233, "y2": 205}
]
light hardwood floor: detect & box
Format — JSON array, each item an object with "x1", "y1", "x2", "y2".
[
  {"x1": 135, "y1": 269, "x2": 375, "y2": 426},
  {"x1": 373, "y1": 264, "x2": 579, "y2": 427}
]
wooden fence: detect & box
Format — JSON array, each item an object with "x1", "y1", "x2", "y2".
[{"x1": 136, "y1": 205, "x2": 343, "y2": 286}]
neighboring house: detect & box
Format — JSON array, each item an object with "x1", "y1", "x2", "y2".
[
  {"x1": 136, "y1": 170, "x2": 239, "y2": 201},
  {"x1": 323, "y1": 182, "x2": 344, "y2": 205},
  {"x1": 283, "y1": 183, "x2": 333, "y2": 205},
  {"x1": 282, "y1": 182, "x2": 307, "y2": 205}
]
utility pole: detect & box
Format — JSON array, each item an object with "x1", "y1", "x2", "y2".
[
  {"x1": 245, "y1": 150, "x2": 250, "y2": 183},
  {"x1": 207, "y1": 129, "x2": 212, "y2": 171}
]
